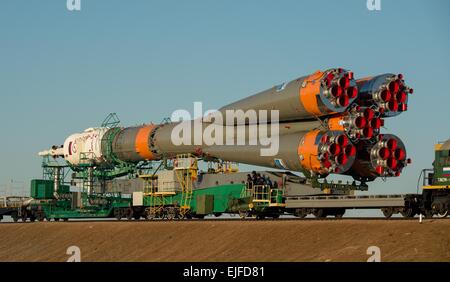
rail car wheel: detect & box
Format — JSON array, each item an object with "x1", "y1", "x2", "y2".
[
  {"x1": 239, "y1": 210, "x2": 247, "y2": 219},
  {"x1": 11, "y1": 211, "x2": 19, "y2": 222},
  {"x1": 125, "y1": 208, "x2": 134, "y2": 220},
  {"x1": 256, "y1": 214, "x2": 265, "y2": 220},
  {"x1": 294, "y1": 208, "x2": 308, "y2": 219},
  {"x1": 21, "y1": 211, "x2": 28, "y2": 222},
  {"x1": 114, "y1": 208, "x2": 122, "y2": 220},
  {"x1": 160, "y1": 209, "x2": 168, "y2": 220},
  {"x1": 63, "y1": 218, "x2": 69, "y2": 222},
  {"x1": 167, "y1": 208, "x2": 176, "y2": 220},
  {"x1": 145, "y1": 208, "x2": 156, "y2": 220},
  {"x1": 178, "y1": 209, "x2": 192, "y2": 220},
  {"x1": 334, "y1": 209, "x2": 346, "y2": 219},
  {"x1": 133, "y1": 213, "x2": 142, "y2": 220},
  {"x1": 36, "y1": 213, "x2": 45, "y2": 222},
  {"x1": 382, "y1": 208, "x2": 394, "y2": 219},
  {"x1": 400, "y1": 208, "x2": 415, "y2": 218},
  {"x1": 54, "y1": 218, "x2": 60, "y2": 222},
  {"x1": 313, "y1": 209, "x2": 325, "y2": 219}
]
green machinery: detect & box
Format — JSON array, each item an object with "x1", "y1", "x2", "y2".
[
  {"x1": 137, "y1": 154, "x2": 285, "y2": 220},
  {"x1": 16, "y1": 113, "x2": 367, "y2": 222},
  {"x1": 24, "y1": 114, "x2": 137, "y2": 221},
  {"x1": 27, "y1": 156, "x2": 132, "y2": 221},
  {"x1": 26, "y1": 146, "x2": 285, "y2": 221},
  {"x1": 420, "y1": 139, "x2": 450, "y2": 217}
]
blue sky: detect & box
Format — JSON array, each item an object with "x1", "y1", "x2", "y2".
[{"x1": 0, "y1": 0, "x2": 449, "y2": 200}]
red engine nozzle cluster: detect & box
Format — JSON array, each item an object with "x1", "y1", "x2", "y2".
[
  {"x1": 311, "y1": 70, "x2": 412, "y2": 180},
  {"x1": 318, "y1": 133, "x2": 356, "y2": 173},
  {"x1": 323, "y1": 69, "x2": 358, "y2": 108},
  {"x1": 370, "y1": 135, "x2": 409, "y2": 177},
  {"x1": 342, "y1": 106, "x2": 384, "y2": 140},
  {"x1": 368, "y1": 74, "x2": 413, "y2": 117}
]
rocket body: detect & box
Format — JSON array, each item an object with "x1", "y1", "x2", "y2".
[{"x1": 40, "y1": 68, "x2": 412, "y2": 182}]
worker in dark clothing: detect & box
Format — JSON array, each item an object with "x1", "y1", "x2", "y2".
[
  {"x1": 252, "y1": 175, "x2": 258, "y2": 184},
  {"x1": 266, "y1": 176, "x2": 273, "y2": 187},
  {"x1": 257, "y1": 174, "x2": 264, "y2": 185},
  {"x1": 246, "y1": 174, "x2": 252, "y2": 185}
]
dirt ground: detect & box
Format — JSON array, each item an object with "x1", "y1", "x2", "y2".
[{"x1": 0, "y1": 219, "x2": 449, "y2": 262}]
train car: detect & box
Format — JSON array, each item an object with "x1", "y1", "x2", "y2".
[
  {"x1": 1, "y1": 139, "x2": 450, "y2": 222},
  {"x1": 420, "y1": 139, "x2": 450, "y2": 218},
  {"x1": 0, "y1": 196, "x2": 31, "y2": 222}
]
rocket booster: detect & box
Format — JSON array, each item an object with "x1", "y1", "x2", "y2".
[
  {"x1": 218, "y1": 68, "x2": 358, "y2": 123},
  {"x1": 42, "y1": 124, "x2": 357, "y2": 176},
  {"x1": 39, "y1": 68, "x2": 412, "y2": 181},
  {"x1": 355, "y1": 73, "x2": 413, "y2": 117}
]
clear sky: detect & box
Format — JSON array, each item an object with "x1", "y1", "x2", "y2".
[{"x1": 0, "y1": 0, "x2": 449, "y2": 200}]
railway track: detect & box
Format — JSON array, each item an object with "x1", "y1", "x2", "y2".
[{"x1": 0, "y1": 216, "x2": 448, "y2": 224}]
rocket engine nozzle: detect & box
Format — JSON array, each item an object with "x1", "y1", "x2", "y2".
[
  {"x1": 320, "y1": 69, "x2": 358, "y2": 111},
  {"x1": 325, "y1": 105, "x2": 384, "y2": 141},
  {"x1": 356, "y1": 74, "x2": 413, "y2": 118},
  {"x1": 346, "y1": 133, "x2": 409, "y2": 181},
  {"x1": 299, "y1": 130, "x2": 356, "y2": 175}
]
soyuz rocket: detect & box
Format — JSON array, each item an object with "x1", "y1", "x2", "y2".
[{"x1": 39, "y1": 68, "x2": 413, "y2": 183}]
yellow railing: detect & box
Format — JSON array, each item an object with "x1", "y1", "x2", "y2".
[{"x1": 252, "y1": 185, "x2": 271, "y2": 203}]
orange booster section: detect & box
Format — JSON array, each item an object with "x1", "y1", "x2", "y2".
[
  {"x1": 134, "y1": 125, "x2": 158, "y2": 161},
  {"x1": 324, "y1": 106, "x2": 384, "y2": 141},
  {"x1": 299, "y1": 71, "x2": 325, "y2": 116},
  {"x1": 298, "y1": 130, "x2": 324, "y2": 173},
  {"x1": 299, "y1": 69, "x2": 358, "y2": 116},
  {"x1": 298, "y1": 130, "x2": 357, "y2": 175}
]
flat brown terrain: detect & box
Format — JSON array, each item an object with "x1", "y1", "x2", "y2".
[{"x1": 0, "y1": 219, "x2": 449, "y2": 262}]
